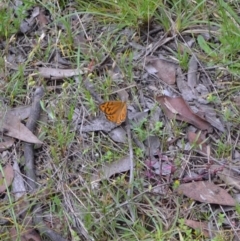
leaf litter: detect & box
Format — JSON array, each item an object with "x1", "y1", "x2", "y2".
[
  {"x1": 90, "y1": 155, "x2": 133, "y2": 183},
  {"x1": 156, "y1": 95, "x2": 213, "y2": 132},
  {"x1": 1, "y1": 1, "x2": 240, "y2": 240},
  {"x1": 177, "y1": 181, "x2": 235, "y2": 206},
  {"x1": 0, "y1": 110, "x2": 42, "y2": 144},
  {"x1": 145, "y1": 56, "x2": 176, "y2": 85},
  {"x1": 184, "y1": 219, "x2": 210, "y2": 238}
]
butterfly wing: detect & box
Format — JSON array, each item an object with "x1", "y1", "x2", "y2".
[
  {"x1": 116, "y1": 102, "x2": 127, "y2": 124},
  {"x1": 99, "y1": 101, "x2": 127, "y2": 124},
  {"x1": 99, "y1": 101, "x2": 120, "y2": 115}
]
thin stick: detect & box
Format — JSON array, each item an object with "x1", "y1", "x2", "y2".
[
  {"x1": 126, "y1": 117, "x2": 135, "y2": 222},
  {"x1": 108, "y1": 83, "x2": 137, "y2": 95},
  {"x1": 24, "y1": 87, "x2": 67, "y2": 241}
]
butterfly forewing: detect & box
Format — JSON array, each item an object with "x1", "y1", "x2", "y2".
[
  {"x1": 99, "y1": 101, "x2": 127, "y2": 124},
  {"x1": 99, "y1": 101, "x2": 119, "y2": 114}
]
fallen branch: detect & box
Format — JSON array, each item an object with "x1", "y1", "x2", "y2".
[
  {"x1": 24, "y1": 87, "x2": 44, "y2": 190},
  {"x1": 24, "y1": 87, "x2": 67, "y2": 241}
]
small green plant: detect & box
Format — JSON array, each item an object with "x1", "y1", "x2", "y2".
[
  {"x1": 0, "y1": 0, "x2": 34, "y2": 38},
  {"x1": 212, "y1": 231, "x2": 233, "y2": 241},
  {"x1": 55, "y1": 122, "x2": 75, "y2": 149},
  {"x1": 5, "y1": 66, "x2": 27, "y2": 104},
  {"x1": 177, "y1": 49, "x2": 189, "y2": 71},
  {"x1": 151, "y1": 121, "x2": 163, "y2": 136},
  {"x1": 103, "y1": 150, "x2": 115, "y2": 162},
  {"x1": 222, "y1": 106, "x2": 233, "y2": 122},
  {"x1": 85, "y1": 91, "x2": 96, "y2": 113},
  {"x1": 197, "y1": 35, "x2": 218, "y2": 59},
  {"x1": 215, "y1": 139, "x2": 232, "y2": 158},
  {"x1": 217, "y1": 213, "x2": 225, "y2": 227},
  {"x1": 218, "y1": 2, "x2": 240, "y2": 72},
  {"x1": 132, "y1": 118, "x2": 148, "y2": 142},
  {"x1": 173, "y1": 180, "x2": 180, "y2": 189},
  {"x1": 189, "y1": 132, "x2": 208, "y2": 151},
  {"x1": 178, "y1": 218, "x2": 196, "y2": 241},
  {"x1": 236, "y1": 203, "x2": 240, "y2": 216},
  {"x1": 134, "y1": 147, "x2": 144, "y2": 158},
  {"x1": 75, "y1": 0, "x2": 160, "y2": 29},
  {"x1": 0, "y1": 6, "x2": 18, "y2": 38},
  {"x1": 174, "y1": 153, "x2": 183, "y2": 168},
  {"x1": 207, "y1": 93, "x2": 218, "y2": 103},
  {"x1": 155, "y1": 0, "x2": 209, "y2": 33}
]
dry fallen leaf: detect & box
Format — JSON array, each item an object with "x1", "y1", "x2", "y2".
[
  {"x1": 9, "y1": 105, "x2": 31, "y2": 120},
  {"x1": 210, "y1": 165, "x2": 240, "y2": 191},
  {"x1": 156, "y1": 95, "x2": 212, "y2": 132},
  {"x1": 144, "y1": 136, "x2": 160, "y2": 158},
  {"x1": 128, "y1": 111, "x2": 149, "y2": 126},
  {"x1": 176, "y1": 67, "x2": 196, "y2": 101},
  {"x1": 91, "y1": 155, "x2": 133, "y2": 183},
  {"x1": 0, "y1": 136, "x2": 14, "y2": 151},
  {"x1": 36, "y1": 8, "x2": 49, "y2": 28},
  {"x1": 9, "y1": 227, "x2": 42, "y2": 241},
  {"x1": 0, "y1": 163, "x2": 14, "y2": 193},
  {"x1": 20, "y1": 7, "x2": 40, "y2": 34},
  {"x1": 184, "y1": 219, "x2": 210, "y2": 237},
  {"x1": 177, "y1": 181, "x2": 236, "y2": 206},
  {"x1": 0, "y1": 112, "x2": 42, "y2": 144},
  {"x1": 187, "y1": 131, "x2": 209, "y2": 154},
  {"x1": 187, "y1": 56, "x2": 198, "y2": 90},
  {"x1": 145, "y1": 56, "x2": 176, "y2": 85},
  {"x1": 196, "y1": 104, "x2": 225, "y2": 132},
  {"x1": 108, "y1": 128, "x2": 127, "y2": 143},
  {"x1": 12, "y1": 160, "x2": 27, "y2": 201},
  {"x1": 82, "y1": 118, "x2": 117, "y2": 133},
  {"x1": 145, "y1": 158, "x2": 173, "y2": 177}
]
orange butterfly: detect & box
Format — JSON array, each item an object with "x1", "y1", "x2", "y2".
[{"x1": 99, "y1": 101, "x2": 127, "y2": 125}]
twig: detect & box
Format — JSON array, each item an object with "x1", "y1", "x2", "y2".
[
  {"x1": 24, "y1": 87, "x2": 67, "y2": 241},
  {"x1": 125, "y1": 118, "x2": 135, "y2": 222},
  {"x1": 195, "y1": 149, "x2": 240, "y2": 174},
  {"x1": 24, "y1": 87, "x2": 44, "y2": 190}
]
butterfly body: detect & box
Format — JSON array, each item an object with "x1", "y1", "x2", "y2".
[{"x1": 99, "y1": 101, "x2": 127, "y2": 125}]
